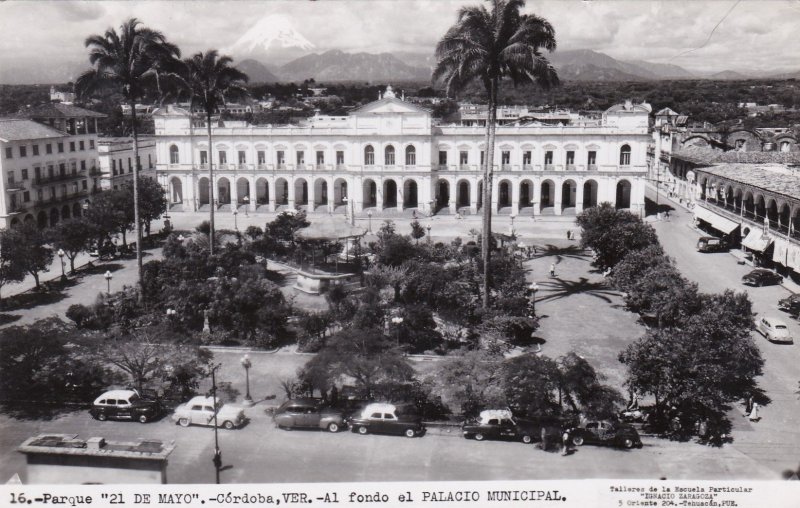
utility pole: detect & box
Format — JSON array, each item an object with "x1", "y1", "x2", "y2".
[{"x1": 208, "y1": 363, "x2": 222, "y2": 484}]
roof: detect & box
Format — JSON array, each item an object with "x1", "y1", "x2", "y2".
[
  {"x1": 360, "y1": 402, "x2": 397, "y2": 416},
  {"x1": 0, "y1": 119, "x2": 66, "y2": 142},
  {"x1": 152, "y1": 105, "x2": 192, "y2": 117},
  {"x1": 18, "y1": 434, "x2": 174, "y2": 461},
  {"x1": 19, "y1": 102, "x2": 106, "y2": 119},
  {"x1": 672, "y1": 145, "x2": 800, "y2": 166},
  {"x1": 605, "y1": 101, "x2": 652, "y2": 114},
  {"x1": 696, "y1": 163, "x2": 800, "y2": 202},
  {"x1": 478, "y1": 409, "x2": 514, "y2": 422},
  {"x1": 350, "y1": 96, "x2": 431, "y2": 115},
  {"x1": 655, "y1": 107, "x2": 680, "y2": 117}
]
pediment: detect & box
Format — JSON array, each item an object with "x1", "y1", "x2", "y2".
[{"x1": 351, "y1": 98, "x2": 430, "y2": 116}]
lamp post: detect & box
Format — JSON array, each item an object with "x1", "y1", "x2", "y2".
[
  {"x1": 57, "y1": 248, "x2": 66, "y2": 281},
  {"x1": 233, "y1": 209, "x2": 239, "y2": 232},
  {"x1": 166, "y1": 307, "x2": 177, "y2": 326},
  {"x1": 367, "y1": 211, "x2": 372, "y2": 232},
  {"x1": 177, "y1": 234, "x2": 185, "y2": 242},
  {"x1": 243, "y1": 196, "x2": 249, "y2": 217},
  {"x1": 240, "y1": 354, "x2": 254, "y2": 407},
  {"x1": 391, "y1": 316, "x2": 404, "y2": 348},
  {"x1": 510, "y1": 212, "x2": 516, "y2": 231},
  {"x1": 104, "y1": 270, "x2": 112, "y2": 295},
  {"x1": 163, "y1": 212, "x2": 171, "y2": 233},
  {"x1": 426, "y1": 223, "x2": 432, "y2": 244},
  {"x1": 527, "y1": 281, "x2": 539, "y2": 316},
  {"x1": 208, "y1": 362, "x2": 223, "y2": 484}
]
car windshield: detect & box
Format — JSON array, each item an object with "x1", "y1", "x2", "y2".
[
  {"x1": 775, "y1": 325, "x2": 788, "y2": 330},
  {"x1": 129, "y1": 393, "x2": 140, "y2": 402}
]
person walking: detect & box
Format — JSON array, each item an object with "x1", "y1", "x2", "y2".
[
  {"x1": 549, "y1": 262, "x2": 556, "y2": 278},
  {"x1": 561, "y1": 428, "x2": 571, "y2": 456},
  {"x1": 566, "y1": 229, "x2": 571, "y2": 240},
  {"x1": 749, "y1": 402, "x2": 760, "y2": 422}
]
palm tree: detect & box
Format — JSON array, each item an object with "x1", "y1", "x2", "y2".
[
  {"x1": 75, "y1": 18, "x2": 180, "y2": 291},
  {"x1": 174, "y1": 50, "x2": 248, "y2": 255},
  {"x1": 434, "y1": 0, "x2": 559, "y2": 308}
]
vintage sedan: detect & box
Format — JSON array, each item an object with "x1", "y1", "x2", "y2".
[
  {"x1": 90, "y1": 389, "x2": 161, "y2": 423},
  {"x1": 570, "y1": 420, "x2": 642, "y2": 449},
  {"x1": 347, "y1": 403, "x2": 425, "y2": 438},
  {"x1": 273, "y1": 398, "x2": 347, "y2": 432},
  {"x1": 462, "y1": 410, "x2": 539, "y2": 443},
  {"x1": 756, "y1": 316, "x2": 794, "y2": 344},
  {"x1": 778, "y1": 294, "x2": 800, "y2": 317},
  {"x1": 172, "y1": 396, "x2": 247, "y2": 429},
  {"x1": 742, "y1": 269, "x2": 783, "y2": 287}
]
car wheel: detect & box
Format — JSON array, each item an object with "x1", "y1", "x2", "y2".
[
  {"x1": 327, "y1": 422, "x2": 340, "y2": 433},
  {"x1": 622, "y1": 438, "x2": 635, "y2": 449},
  {"x1": 138, "y1": 414, "x2": 149, "y2": 424},
  {"x1": 404, "y1": 428, "x2": 416, "y2": 438},
  {"x1": 522, "y1": 434, "x2": 533, "y2": 444},
  {"x1": 178, "y1": 418, "x2": 190, "y2": 427},
  {"x1": 474, "y1": 433, "x2": 485, "y2": 441},
  {"x1": 223, "y1": 421, "x2": 235, "y2": 430},
  {"x1": 572, "y1": 435, "x2": 584, "y2": 446},
  {"x1": 357, "y1": 426, "x2": 368, "y2": 435},
  {"x1": 97, "y1": 413, "x2": 107, "y2": 422}
]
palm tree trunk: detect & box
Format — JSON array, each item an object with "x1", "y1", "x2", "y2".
[
  {"x1": 207, "y1": 111, "x2": 215, "y2": 256},
  {"x1": 481, "y1": 78, "x2": 498, "y2": 308},
  {"x1": 130, "y1": 100, "x2": 144, "y2": 294}
]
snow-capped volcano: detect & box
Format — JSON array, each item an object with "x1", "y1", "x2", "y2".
[{"x1": 228, "y1": 14, "x2": 315, "y2": 61}]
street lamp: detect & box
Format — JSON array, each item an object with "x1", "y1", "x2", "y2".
[
  {"x1": 57, "y1": 248, "x2": 66, "y2": 280},
  {"x1": 426, "y1": 223, "x2": 432, "y2": 244},
  {"x1": 367, "y1": 210, "x2": 372, "y2": 232},
  {"x1": 510, "y1": 212, "x2": 517, "y2": 230},
  {"x1": 242, "y1": 196, "x2": 250, "y2": 217},
  {"x1": 391, "y1": 316, "x2": 404, "y2": 348},
  {"x1": 104, "y1": 270, "x2": 113, "y2": 295},
  {"x1": 240, "y1": 354, "x2": 254, "y2": 407},
  {"x1": 527, "y1": 282, "x2": 539, "y2": 316},
  {"x1": 177, "y1": 234, "x2": 185, "y2": 242},
  {"x1": 233, "y1": 209, "x2": 239, "y2": 232}
]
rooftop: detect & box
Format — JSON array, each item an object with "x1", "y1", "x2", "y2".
[
  {"x1": 697, "y1": 163, "x2": 800, "y2": 201},
  {"x1": 19, "y1": 103, "x2": 106, "y2": 119},
  {"x1": 0, "y1": 119, "x2": 66, "y2": 142},
  {"x1": 18, "y1": 434, "x2": 174, "y2": 461},
  {"x1": 673, "y1": 145, "x2": 800, "y2": 166}
]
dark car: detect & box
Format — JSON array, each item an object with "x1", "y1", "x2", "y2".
[
  {"x1": 778, "y1": 294, "x2": 800, "y2": 317},
  {"x1": 273, "y1": 398, "x2": 348, "y2": 432},
  {"x1": 569, "y1": 420, "x2": 642, "y2": 449},
  {"x1": 89, "y1": 389, "x2": 161, "y2": 423},
  {"x1": 696, "y1": 236, "x2": 728, "y2": 253},
  {"x1": 347, "y1": 402, "x2": 425, "y2": 438},
  {"x1": 742, "y1": 269, "x2": 783, "y2": 287},
  {"x1": 462, "y1": 409, "x2": 550, "y2": 444}
]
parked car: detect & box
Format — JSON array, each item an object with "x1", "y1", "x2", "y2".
[
  {"x1": 347, "y1": 402, "x2": 425, "y2": 438},
  {"x1": 755, "y1": 316, "x2": 794, "y2": 344},
  {"x1": 778, "y1": 294, "x2": 800, "y2": 317},
  {"x1": 462, "y1": 409, "x2": 561, "y2": 444},
  {"x1": 89, "y1": 389, "x2": 161, "y2": 423},
  {"x1": 171, "y1": 396, "x2": 247, "y2": 429},
  {"x1": 742, "y1": 269, "x2": 783, "y2": 287},
  {"x1": 569, "y1": 420, "x2": 642, "y2": 449},
  {"x1": 273, "y1": 398, "x2": 347, "y2": 432},
  {"x1": 696, "y1": 236, "x2": 728, "y2": 253}
]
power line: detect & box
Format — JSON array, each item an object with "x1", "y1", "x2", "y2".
[{"x1": 669, "y1": 0, "x2": 742, "y2": 62}]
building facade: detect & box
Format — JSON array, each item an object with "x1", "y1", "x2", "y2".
[
  {"x1": 0, "y1": 103, "x2": 106, "y2": 229},
  {"x1": 155, "y1": 89, "x2": 650, "y2": 218},
  {"x1": 97, "y1": 137, "x2": 157, "y2": 191}
]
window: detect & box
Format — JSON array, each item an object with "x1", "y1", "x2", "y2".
[
  {"x1": 780, "y1": 141, "x2": 791, "y2": 152},
  {"x1": 46, "y1": 144, "x2": 52, "y2": 154},
  {"x1": 82, "y1": 180, "x2": 87, "y2": 190},
  {"x1": 57, "y1": 142, "x2": 64, "y2": 153},
  {"x1": 19, "y1": 146, "x2": 27, "y2": 157},
  {"x1": 566, "y1": 150, "x2": 575, "y2": 166},
  {"x1": 23, "y1": 191, "x2": 30, "y2": 203},
  {"x1": 405, "y1": 145, "x2": 416, "y2": 166},
  {"x1": 112, "y1": 159, "x2": 116, "y2": 172},
  {"x1": 619, "y1": 144, "x2": 631, "y2": 165},
  {"x1": 81, "y1": 160, "x2": 86, "y2": 171},
  {"x1": 587, "y1": 150, "x2": 597, "y2": 167},
  {"x1": 37, "y1": 189, "x2": 43, "y2": 202},
  {"x1": 69, "y1": 141, "x2": 75, "y2": 152},
  {"x1": 438, "y1": 150, "x2": 447, "y2": 166},
  {"x1": 72, "y1": 182, "x2": 78, "y2": 193},
  {"x1": 5, "y1": 147, "x2": 12, "y2": 159},
  {"x1": 128, "y1": 157, "x2": 132, "y2": 170},
  {"x1": 71, "y1": 161, "x2": 77, "y2": 173},
  {"x1": 59, "y1": 163, "x2": 66, "y2": 175},
  {"x1": 370, "y1": 413, "x2": 382, "y2": 419},
  {"x1": 277, "y1": 150, "x2": 285, "y2": 165},
  {"x1": 32, "y1": 145, "x2": 39, "y2": 156},
  {"x1": 523, "y1": 151, "x2": 531, "y2": 166},
  {"x1": 7, "y1": 171, "x2": 14, "y2": 184},
  {"x1": 460, "y1": 151, "x2": 469, "y2": 165},
  {"x1": 148, "y1": 154, "x2": 152, "y2": 168},
  {"x1": 200, "y1": 150, "x2": 208, "y2": 165},
  {"x1": 257, "y1": 151, "x2": 266, "y2": 165},
  {"x1": 79, "y1": 140, "x2": 85, "y2": 151},
  {"x1": 544, "y1": 150, "x2": 553, "y2": 165},
  {"x1": 384, "y1": 145, "x2": 395, "y2": 165},
  {"x1": 316, "y1": 150, "x2": 324, "y2": 165},
  {"x1": 735, "y1": 139, "x2": 745, "y2": 150},
  {"x1": 501, "y1": 151, "x2": 510, "y2": 165},
  {"x1": 336, "y1": 151, "x2": 344, "y2": 165},
  {"x1": 296, "y1": 150, "x2": 304, "y2": 165},
  {"x1": 21, "y1": 168, "x2": 28, "y2": 180},
  {"x1": 480, "y1": 151, "x2": 485, "y2": 165},
  {"x1": 238, "y1": 150, "x2": 246, "y2": 164},
  {"x1": 218, "y1": 151, "x2": 227, "y2": 164},
  {"x1": 364, "y1": 145, "x2": 374, "y2": 165},
  {"x1": 89, "y1": 140, "x2": 95, "y2": 149},
  {"x1": 169, "y1": 145, "x2": 180, "y2": 164}
]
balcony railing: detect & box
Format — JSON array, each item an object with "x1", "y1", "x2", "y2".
[
  {"x1": 34, "y1": 170, "x2": 86, "y2": 185},
  {"x1": 588, "y1": 164, "x2": 598, "y2": 171},
  {"x1": 703, "y1": 198, "x2": 799, "y2": 241},
  {"x1": 544, "y1": 164, "x2": 555, "y2": 171},
  {"x1": 566, "y1": 164, "x2": 576, "y2": 171}
]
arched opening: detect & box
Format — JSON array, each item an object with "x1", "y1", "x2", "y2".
[
  {"x1": 256, "y1": 178, "x2": 269, "y2": 205},
  {"x1": 519, "y1": 180, "x2": 533, "y2": 210},
  {"x1": 540, "y1": 180, "x2": 554, "y2": 211},
  {"x1": 50, "y1": 208, "x2": 59, "y2": 226},
  {"x1": 61, "y1": 204, "x2": 71, "y2": 220},
  {"x1": 778, "y1": 203, "x2": 791, "y2": 234},
  {"x1": 37, "y1": 211, "x2": 48, "y2": 229},
  {"x1": 334, "y1": 178, "x2": 348, "y2": 206},
  {"x1": 385, "y1": 145, "x2": 396, "y2": 166},
  {"x1": 315, "y1": 178, "x2": 329, "y2": 208},
  {"x1": 275, "y1": 178, "x2": 289, "y2": 205},
  {"x1": 791, "y1": 208, "x2": 800, "y2": 240},
  {"x1": 217, "y1": 177, "x2": 231, "y2": 206},
  {"x1": 615, "y1": 180, "x2": 632, "y2": 209},
  {"x1": 169, "y1": 144, "x2": 180, "y2": 164},
  {"x1": 383, "y1": 179, "x2": 398, "y2": 209},
  {"x1": 72, "y1": 203, "x2": 82, "y2": 218},
  {"x1": 198, "y1": 177, "x2": 210, "y2": 206},
  {"x1": 766, "y1": 199, "x2": 779, "y2": 230},
  {"x1": 24, "y1": 214, "x2": 35, "y2": 225},
  {"x1": 294, "y1": 178, "x2": 308, "y2": 206},
  {"x1": 561, "y1": 180, "x2": 577, "y2": 212},
  {"x1": 498, "y1": 180, "x2": 512, "y2": 210},
  {"x1": 457, "y1": 180, "x2": 470, "y2": 209},
  {"x1": 361, "y1": 179, "x2": 376, "y2": 208},
  {"x1": 724, "y1": 185, "x2": 735, "y2": 211},
  {"x1": 734, "y1": 188, "x2": 743, "y2": 213},
  {"x1": 743, "y1": 191, "x2": 755, "y2": 219},
  {"x1": 583, "y1": 180, "x2": 598, "y2": 208},
  {"x1": 405, "y1": 145, "x2": 416, "y2": 166},
  {"x1": 364, "y1": 145, "x2": 375, "y2": 166},
  {"x1": 619, "y1": 144, "x2": 631, "y2": 166},
  {"x1": 10, "y1": 218, "x2": 20, "y2": 227},
  {"x1": 437, "y1": 180, "x2": 450, "y2": 210},
  {"x1": 236, "y1": 178, "x2": 250, "y2": 207},
  {"x1": 403, "y1": 179, "x2": 418, "y2": 208},
  {"x1": 170, "y1": 177, "x2": 183, "y2": 203},
  {"x1": 754, "y1": 195, "x2": 766, "y2": 220}
]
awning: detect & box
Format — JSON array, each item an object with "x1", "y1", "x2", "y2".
[
  {"x1": 693, "y1": 205, "x2": 740, "y2": 234},
  {"x1": 741, "y1": 228, "x2": 773, "y2": 252},
  {"x1": 773, "y1": 237, "x2": 800, "y2": 272}
]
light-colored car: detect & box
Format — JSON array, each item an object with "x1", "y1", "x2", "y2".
[
  {"x1": 756, "y1": 316, "x2": 794, "y2": 344},
  {"x1": 171, "y1": 396, "x2": 247, "y2": 429}
]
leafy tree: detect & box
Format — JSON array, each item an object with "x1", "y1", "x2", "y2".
[
  {"x1": 576, "y1": 202, "x2": 660, "y2": 271},
  {"x1": 432, "y1": 349, "x2": 505, "y2": 416},
  {"x1": 86, "y1": 189, "x2": 132, "y2": 245},
  {"x1": 410, "y1": 220, "x2": 426, "y2": 245},
  {"x1": 76, "y1": 18, "x2": 180, "y2": 288},
  {"x1": 557, "y1": 352, "x2": 623, "y2": 419},
  {"x1": 609, "y1": 244, "x2": 668, "y2": 294},
  {"x1": 244, "y1": 225, "x2": 263, "y2": 241},
  {"x1": 377, "y1": 234, "x2": 416, "y2": 267},
  {"x1": 503, "y1": 353, "x2": 561, "y2": 416},
  {"x1": 0, "y1": 222, "x2": 53, "y2": 289},
  {"x1": 48, "y1": 218, "x2": 97, "y2": 272},
  {"x1": 434, "y1": 0, "x2": 559, "y2": 307},
  {"x1": 266, "y1": 210, "x2": 310, "y2": 243},
  {"x1": 0, "y1": 230, "x2": 26, "y2": 301},
  {"x1": 66, "y1": 304, "x2": 93, "y2": 328},
  {"x1": 126, "y1": 177, "x2": 167, "y2": 236},
  {"x1": 396, "y1": 304, "x2": 444, "y2": 353}
]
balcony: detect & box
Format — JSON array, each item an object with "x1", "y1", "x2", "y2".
[
  {"x1": 588, "y1": 164, "x2": 598, "y2": 171},
  {"x1": 566, "y1": 164, "x2": 576, "y2": 171},
  {"x1": 34, "y1": 170, "x2": 86, "y2": 185},
  {"x1": 544, "y1": 164, "x2": 555, "y2": 171},
  {"x1": 523, "y1": 164, "x2": 533, "y2": 171}
]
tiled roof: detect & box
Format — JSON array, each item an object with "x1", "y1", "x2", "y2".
[
  {"x1": 672, "y1": 145, "x2": 800, "y2": 165},
  {"x1": 0, "y1": 119, "x2": 66, "y2": 142},
  {"x1": 655, "y1": 107, "x2": 679, "y2": 116},
  {"x1": 19, "y1": 102, "x2": 106, "y2": 119},
  {"x1": 697, "y1": 163, "x2": 800, "y2": 202}
]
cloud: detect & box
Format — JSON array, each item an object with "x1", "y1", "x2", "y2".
[{"x1": 54, "y1": 2, "x2": 107, "y2": 22}]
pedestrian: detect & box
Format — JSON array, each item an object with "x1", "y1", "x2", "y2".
[
  {"x1": 412, "y1": 210, "x2": 417, "y2": 219},
  {"x1": 749, "y1": 402, "x2": 760, "y2": 422},
  {"x1": 549, "y1": 262, "x2": 556, "y2": 278},
  {"x1": 665, "y1": 210, "x2": 670, "y2": 219},
  {"x1": 745, "y1": 395, "x2": 754, "y2": 416},
  {"x1": 540, "y1": 427, "x2": 550, "y2": 452},
  {"x1": 566, "y1": 229, "x2": 571, "y2": 240},
  {"x1": 561, "y1": 428, "x2": 571, "y2": 456}
]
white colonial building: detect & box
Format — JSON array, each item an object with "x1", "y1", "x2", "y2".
[{"x1": 154, "y1": 87, "x2": 650, "y2": 218}]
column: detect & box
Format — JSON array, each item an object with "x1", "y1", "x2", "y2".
[
  {"x1": 328, "y1": 177, "x2": 336, "y2": 214},
  {"x1": 353, "y1": 176, "x2": 363, "y2": 213},
  {"x1": 375, "y1": 177, "x2": 384, "y2": 212},
  {"x1": 553, "y1": 178, "x2": 563, "y2": 216},
  {"x1": 491, "y1": 178, "x2": 499, "y2": 213},
  {"x1": 511, "y1": 179, "x2": 520, "y2": 215},
  {"x1": 532, "y1": 178, "x2": 541, "y2": 216},
  {"x1": 470, "y1": 177, "x2": 479, "y2": 215},
  {"x1": 287, "y1": 178, "x2": 295, "y2": 209},
  {"x1": 268, "y1": 176, "x2": 276, "y2": 212},
  {"x1": 448, "y1": 178, "x2": 457, "y2": 214},
  {"x1": 575, "y1": 180, "x2": 584, "y2": 215},
  {"x1": 397, "y1": 179, "x2": 404, "y2": 211},
  {"x1": 248, "y1": 176, "x2": 256, "y2": 213},
  {"x1": 307, "y1": 178, "x2": 316, "y2": 213}
]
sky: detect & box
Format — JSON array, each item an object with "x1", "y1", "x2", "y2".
[{"x1": 1, "y1": 0, "x2": 799, "y2": 83}]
